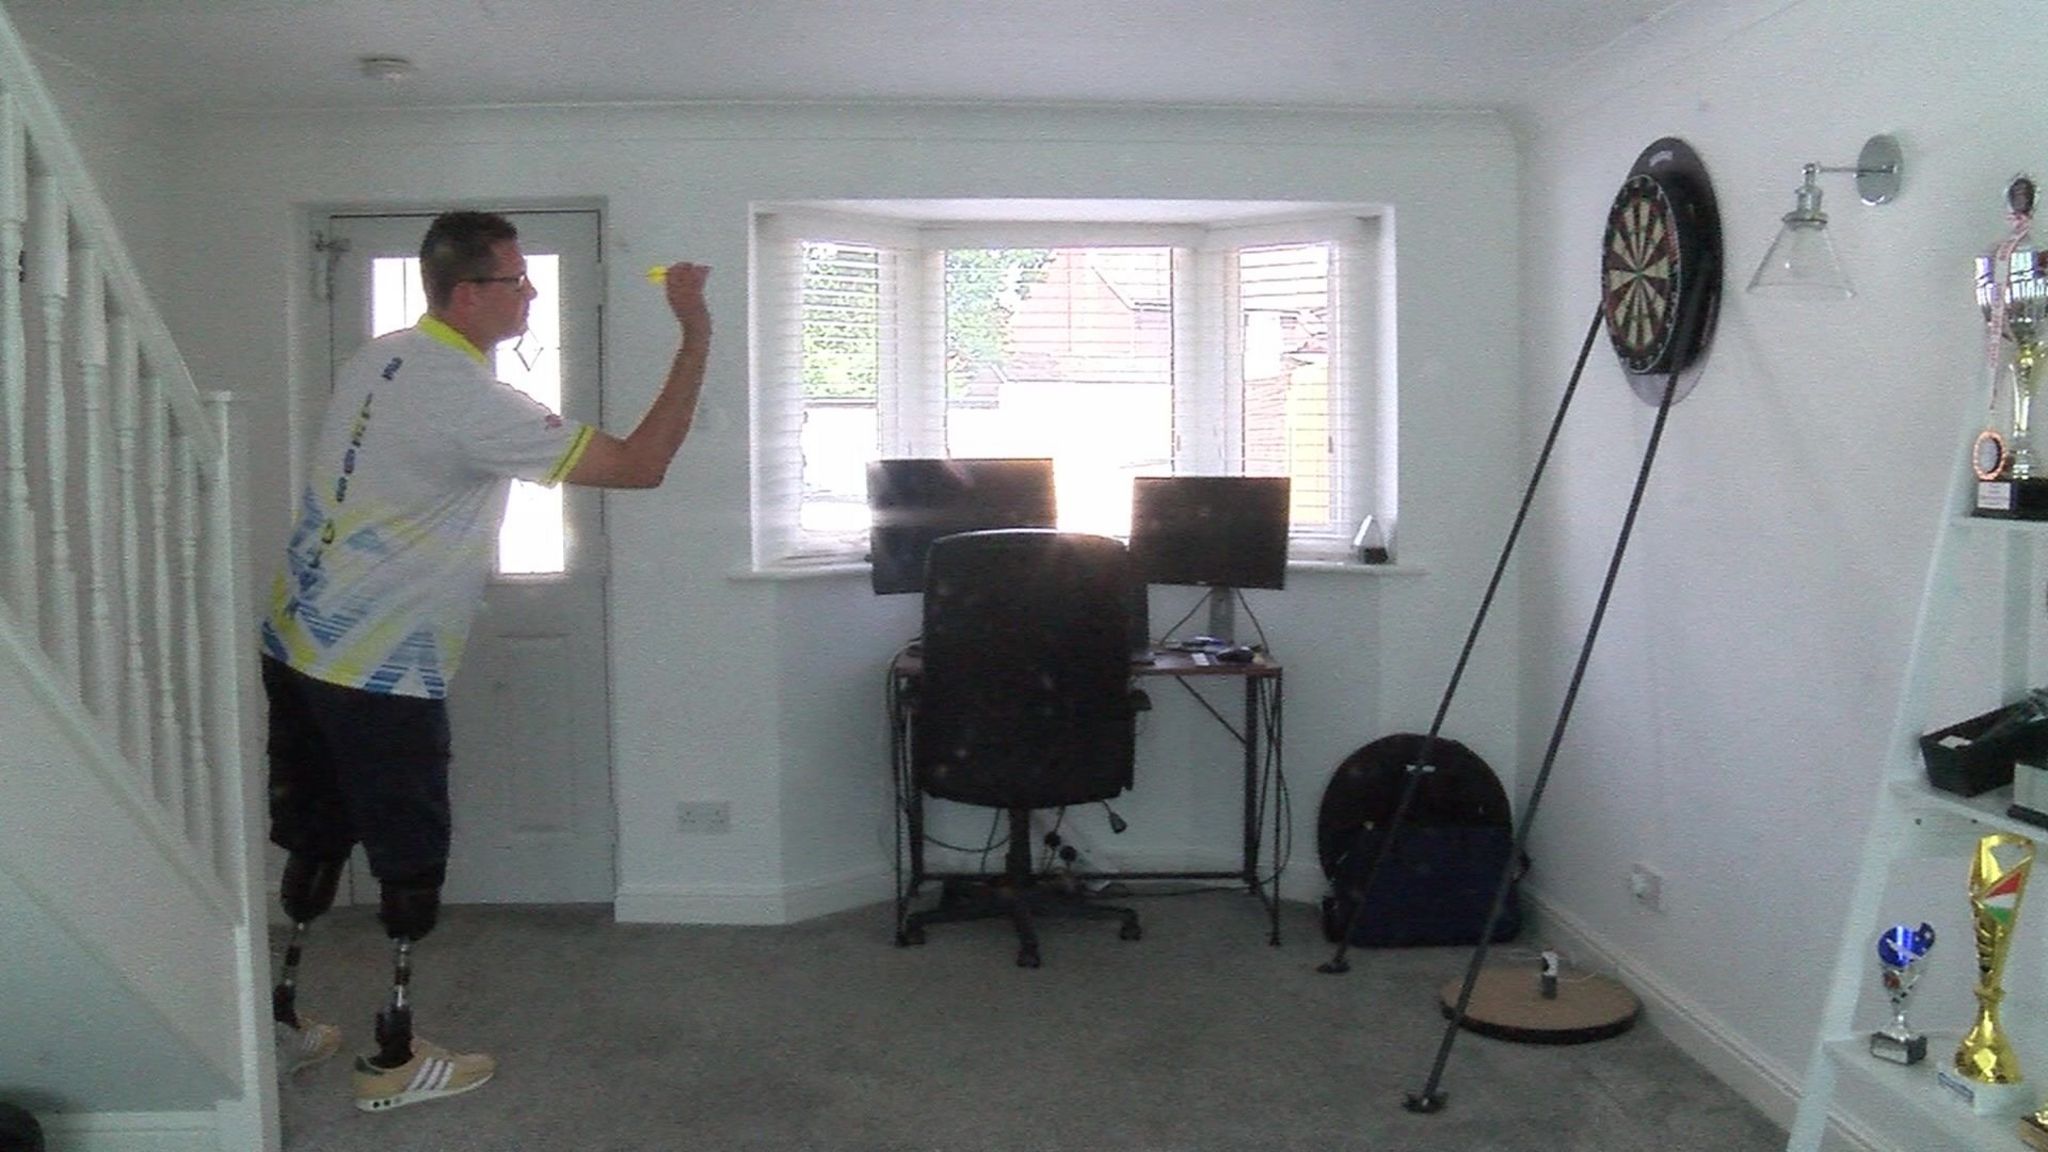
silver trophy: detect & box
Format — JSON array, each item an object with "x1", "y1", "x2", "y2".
[
  {"x1": 1871, "y1": 921, "x2": 1936, "y2": 1065},
  {"x1": 1975, "y1": 177, "x2": 2048, "y2": 513}
]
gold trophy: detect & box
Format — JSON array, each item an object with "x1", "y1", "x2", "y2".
[{"x1": 1938, "y1": 832, "x2": 2036, "y2": 1115}]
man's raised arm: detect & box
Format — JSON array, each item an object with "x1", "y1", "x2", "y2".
[{"x1": 565, "y1": 261, "x2": 712, "y2": 490}]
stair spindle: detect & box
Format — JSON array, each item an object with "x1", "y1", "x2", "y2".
[
  {"x1": 111, "y1": 312, "x2": 149, "y2": 770},
  {"x1": 77, "y1": 249, "x2": 115, "y2": 722},
  {"x1": 145, "y1": 367, "x2": 182, "y2": 813},
  {"x1": 0, "y1": 93, "x2": 30, "y2": 634},
  {"x1": 32, "y1": 172, "x2": 75, "y2": 687},
  {"x1": 174, "y1": 423, "x2": 210, "y2": 865}
]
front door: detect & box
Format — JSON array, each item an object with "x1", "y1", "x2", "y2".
[{"x1": 321, "y1": 208, "x2": 615, "y2": 904}]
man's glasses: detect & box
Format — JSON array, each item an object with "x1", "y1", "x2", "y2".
[{"x1": 465, "y1": 273, "x2": 532, "y2": 289}]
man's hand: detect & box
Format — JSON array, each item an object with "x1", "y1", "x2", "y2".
[{"x1": 662, "y1": 262, "x2": 712, "y2": 334}]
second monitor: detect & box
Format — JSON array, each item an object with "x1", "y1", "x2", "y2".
[{"x1": 1128, "y1": 475, "x2": 1291, "y2": 591}]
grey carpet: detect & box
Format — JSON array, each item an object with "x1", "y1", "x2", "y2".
[{"x1": 273, "y1": 893, "x2": 1785, "y2": 1150}]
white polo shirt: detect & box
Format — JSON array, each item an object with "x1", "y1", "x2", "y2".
[{"x1": 261, "y1": 316, "x2": 593, "y2": 698}]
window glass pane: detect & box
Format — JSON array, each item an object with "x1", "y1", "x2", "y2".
[
  {"x1": 1237, "y1": 242, "x2": 1335, "y2": 532},
  {"x1": 492, "y1": 254, "x2": 564, "y2": 574},
  {"x1": 799, "y1": 242, "x2": 882, "y2": 536},
  {"x1": 945, "y1": 247, "x2": 1174, "y2": 537},
  {"x1": 366, "y1": 254, "x2": 567, "y2": 577}
]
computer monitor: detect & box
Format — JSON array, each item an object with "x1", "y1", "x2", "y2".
[
  {"x1": 1128, "y1": 475, "x2": 1291, "y2": 591},
  {"x1": 865, "y1": 458, "x2": 1058, "y2": 594}
]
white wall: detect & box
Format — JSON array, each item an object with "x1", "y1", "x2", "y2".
[
  {"x1": 1516, "y1": 0, "x2": 2048, "y2": 1132},
  {"x1": 128, "y1": 102, "x2": 1524, "y2": 922}
]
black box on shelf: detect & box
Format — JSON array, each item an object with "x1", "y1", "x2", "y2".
[{"x1": 1920, "y1": 704, "x2": 2048, "y2": 797}]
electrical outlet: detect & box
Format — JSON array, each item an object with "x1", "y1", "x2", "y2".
[
  {"x1": 677, "y1": 801, "x2": 731, "y2": 835},
  {"x1": 1628, "y1": 863, "x2": 1663, "y2": 911}
]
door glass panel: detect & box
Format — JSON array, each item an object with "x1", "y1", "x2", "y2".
[{"x1": 367, "y1": 254, "x2": 567, "y2": 575}]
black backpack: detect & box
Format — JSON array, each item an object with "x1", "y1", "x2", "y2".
[{"x1": 1317, "y1": 733, "x2": 1525, "y2": 947}]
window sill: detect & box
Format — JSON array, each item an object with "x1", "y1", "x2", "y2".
[
  {"x1": 1289, "y1": 558, "x2": 1427, "y2": 578},
  {"x1": 734, "y1": 558, "x2": 1427, "y2": 583},
  {"x1": 731, "y1": 560, "x2": 872, "y2": 583}
]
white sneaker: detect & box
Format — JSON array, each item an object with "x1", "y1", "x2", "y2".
[
  {"x1": 275, "y1": 1017, "x2": 342, "y2": 1076},
  {"x1": 351, "y1": 1038, "x2": 496, "y2": 1112}
]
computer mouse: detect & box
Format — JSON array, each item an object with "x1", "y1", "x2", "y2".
[{"x1": 1216, "y1": 645, "x2": 1255, "y2": 664}]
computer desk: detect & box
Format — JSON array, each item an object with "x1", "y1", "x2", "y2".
[{"x1": 888, "y1": 647, "x2": 1285, "y2": 946}]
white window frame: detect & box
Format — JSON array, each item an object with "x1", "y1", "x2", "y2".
[{"x1": 749, "y1": 202, "x2": 1393, "y2": 572}]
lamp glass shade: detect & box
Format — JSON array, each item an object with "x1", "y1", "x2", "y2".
[{"x1": 1747, "y1": 217, "x2": 1854, "y2": 299}]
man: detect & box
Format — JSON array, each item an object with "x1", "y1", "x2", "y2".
[{"x1": 260, "y1": 211, "x2": 710, "y2": 1112}]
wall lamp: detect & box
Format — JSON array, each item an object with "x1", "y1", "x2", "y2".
[{"x1": 1747, "y1": 134, "x2": 1904, "y2": 299}]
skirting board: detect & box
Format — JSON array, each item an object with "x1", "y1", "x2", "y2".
[
  {"x1": 615, "y1": 864, "x2": 893, "y2": 925},
  {"x1": 39, "y1": 1111, "x2": 222, "y2": 1152},
  {"x1": 614, "y1": 846, "x2": 1293, "y2": 927},
  {"x1": 1524, "y1": 889, "x2": 1882, "y2": 1152}
]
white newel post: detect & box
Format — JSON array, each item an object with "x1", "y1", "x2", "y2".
[{"x1": 201, "y1": 393, "x2": 245, "y2": 885}]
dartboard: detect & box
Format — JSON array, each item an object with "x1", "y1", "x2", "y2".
[
  {"x1": 1602, "y1": 175, "x2": 1681, "y2": 373},
  {"x1": 1599, "y1": 138, "x2": 1722, "y2": 387}
]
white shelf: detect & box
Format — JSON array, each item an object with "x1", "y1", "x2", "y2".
[
  {"x1": 1790, "y1": 396, "x2": 2048, "y2": 1150},
  {"x1": 1822, "y1": 1034, "x2": 2038, "y2": 1149},
  {"x1": 1956, "y1": 514, "x2": 2048, "y2": 534},
  {"x1": 1888, "y1": 778, "x2": 2048, "y2": 842}
]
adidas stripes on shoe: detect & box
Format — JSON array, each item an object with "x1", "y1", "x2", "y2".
[{"x1": 351, "y1": 1039, "x2": 496, "y2": 1112}]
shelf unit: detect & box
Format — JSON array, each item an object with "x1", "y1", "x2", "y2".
[{"x1": 1785, "y1": 461, "x2": 2048, "y2": 1152}]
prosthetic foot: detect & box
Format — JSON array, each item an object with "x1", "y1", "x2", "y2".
[
  {"x1": 272, "y1": 854, "x2": 345, "y2": 1074},
  {"x1": 353, "y1": 872, "x2": 495, "y2": 1111}
]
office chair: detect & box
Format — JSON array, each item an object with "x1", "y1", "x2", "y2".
[{"x1": 902, "y1": 528, "x2": 1143, "y2": 968}]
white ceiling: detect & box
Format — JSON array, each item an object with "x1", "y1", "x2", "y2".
[{"x1": 1, "y1": 0, "x2": 1694, "y2": 114}]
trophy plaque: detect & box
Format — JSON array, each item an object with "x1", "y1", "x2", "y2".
[
  {"x1": 1937, "y1": 833, "x2": 2036, "y2": 1115},
  {"x1": 1974, "y1": 178, "x2": 2048, "y2": 518},
  {"x1": 1869, "y1": 922, "x2": 1935, "y2": 1064}
]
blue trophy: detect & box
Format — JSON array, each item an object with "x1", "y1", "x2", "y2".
[{"x1": 1871, "y1": 921, "x2": 1936, "y2": 1064}]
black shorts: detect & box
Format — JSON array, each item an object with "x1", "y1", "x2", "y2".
[{"x1": 263, "y1": 655, "x2": 452, "y2": 885}]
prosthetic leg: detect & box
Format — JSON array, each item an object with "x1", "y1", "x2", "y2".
[
  {"x1": 272, "y1": 853, "x2": 345, "y2": 1029},
  {"x1": 352, "y1": 865, "x2": 495, "y2": 1111},
  {"x1": 273, "y1": 853, "x2": 347, "y2": 1077},
  {"x1": 369, "y1": 868, "x2": 443, "y2": 1069}
]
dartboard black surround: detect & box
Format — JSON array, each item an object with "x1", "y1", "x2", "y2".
[{"x1": 1600, "y1": 137, "x2": 1722, "y2": 384}]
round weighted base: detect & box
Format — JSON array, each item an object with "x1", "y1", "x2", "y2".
[{"x1": 1439, "y1": 966, "x2": 1640, "y2": 1045}]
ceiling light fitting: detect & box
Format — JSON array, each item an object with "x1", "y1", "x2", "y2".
[
  {"x1": 1747, "y1": 133, "x2": 1905, "y2": 300},
  {"x1": 357, "y1": 56, "x2": 416, "y2": 82}
]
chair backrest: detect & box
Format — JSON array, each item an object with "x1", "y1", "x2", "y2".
[{"x1": 915, "y1": 529, "x2": 1136, "y2": 809}]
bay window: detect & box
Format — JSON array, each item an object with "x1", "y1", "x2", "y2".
[{"x1": 750, "y1": 203, "x2": 1390, "y2": 571}]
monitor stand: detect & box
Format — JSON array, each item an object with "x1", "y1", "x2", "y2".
[{"x1": 1205, "y1": 586, "x2": 1237, "y2": 644}]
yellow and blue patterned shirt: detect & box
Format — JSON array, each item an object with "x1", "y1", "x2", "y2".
[{"x1": 261, "y1": 317, "x2": 593, "y2": 698}]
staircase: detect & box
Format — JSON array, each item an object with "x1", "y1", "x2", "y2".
[{"x1": 0, "y1": 3, "x2": 275, "y2": 1150}]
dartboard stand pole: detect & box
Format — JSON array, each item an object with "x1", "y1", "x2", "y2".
[
  {"x1": 1317, "y1": 304, "x2": 1608, "y2": 977},
  {"x1": 1406, "y1": 361, "x2": 1686, "y2": 1115}
]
